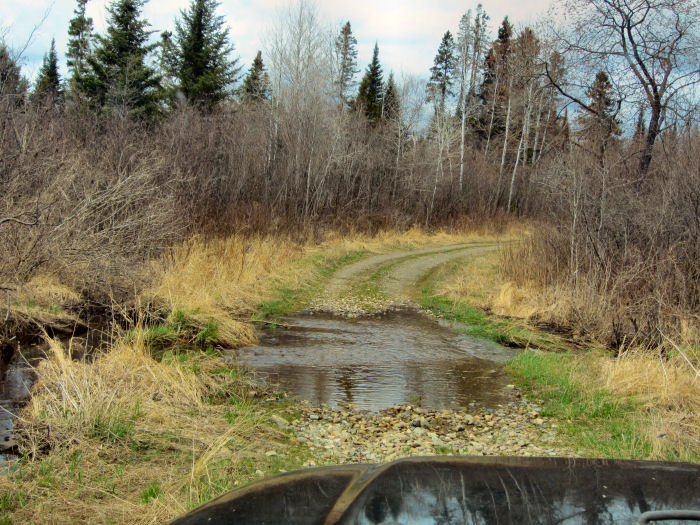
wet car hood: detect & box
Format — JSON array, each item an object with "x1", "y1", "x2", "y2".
[{"x1": 170, "y1": 456, "x2": 700, "y2": 524}]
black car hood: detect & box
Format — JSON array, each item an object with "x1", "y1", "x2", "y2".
[{"x1": 171, "y1": 456, "x2": 700, "y2": 524}]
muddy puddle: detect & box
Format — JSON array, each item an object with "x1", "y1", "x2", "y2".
[{"x1": 232, "y1": 309, "x2": 520, "y2": 412}]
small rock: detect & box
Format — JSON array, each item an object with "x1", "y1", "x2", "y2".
[
  {"x1": 533, "y1": 418, "x2": 545, "y2": 425},
  {"x1": 413, "y1": 427, "x2": 426, "y2": 437},
  {"x1": 271, "y1": 415, "x2": 289, "y2": 429},
  {"x1": 265, "y1": 450, "x2": 278, "y2": 457},
  {"x1": 255, "y1": 470, "x2": 264, "y2": 477}
]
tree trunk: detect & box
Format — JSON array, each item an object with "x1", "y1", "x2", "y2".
[
  {"x1": 499, "y1": 78, "x2": 513, "y2": 175},
  {"x1": 459, "y1": 80, "x2": 467, "y2": 192},
  {"x1": 484, "y1": 74, "x2": 499, "y2": 155},
  {"x1": 508, "y1": 81, "x2": 533, "y2": 212},
  {"x1": 639, "y1": 101, "x2": 661, "y2": 177}
]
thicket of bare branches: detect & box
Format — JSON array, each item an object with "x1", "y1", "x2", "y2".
[
  {"x1": 1, "y1": 0, "x2": 697, "y2": 349},
  {"x1": 0, "y1": 103, "x2": 182, "y2": 301},
  {"x1": 505, "y1": 132, "x2": 699, "y2": 347}
]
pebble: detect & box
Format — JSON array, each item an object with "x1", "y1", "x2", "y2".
[{"x1": 288, "y1": 399, "x2": 577, "y2": 465}]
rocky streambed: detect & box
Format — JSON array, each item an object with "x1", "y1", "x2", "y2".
[{"x1": 272, "y1": 397, "x2": 578, "y2": 468}]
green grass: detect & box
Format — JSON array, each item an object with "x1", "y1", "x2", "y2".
[
  {"x1": 92, "y1": 405, "x2": 139, "y2": 444},
  {"x1": 196, "y1": 320, "x2": 219, "y2": 345},
  {"x1": 140, "y1": 482, "x2": 161, "y2": 503},
  {"x1": 135, "y1": 308, "x2": 220, "y2": 351},
  {"x1": 506, "y1": 351, "x2": 660, "y2": 459},
  {"x1": 420, "y1": 283, "x2": 563, "y2": 349}
]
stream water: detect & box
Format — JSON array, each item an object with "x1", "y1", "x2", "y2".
[{"x1": 231, "y1": 309, "x2": 520, "y2": 412}]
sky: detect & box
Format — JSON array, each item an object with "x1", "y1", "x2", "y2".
[{"x1": 1, "y1": 0, "x2": 553, "y2": 83}]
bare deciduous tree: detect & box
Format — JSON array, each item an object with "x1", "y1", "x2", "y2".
[{"x1": 549, "y1": 0, "x2": 700, "y2": 177}]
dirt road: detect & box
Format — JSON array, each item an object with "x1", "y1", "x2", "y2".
[{"x1": 311, "y1": 243, "x2": 497, "y2": 313}]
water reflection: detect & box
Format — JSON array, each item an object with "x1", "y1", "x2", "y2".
[{"x1": 232, "y1": 309, "x2": 519, "y2": 411}]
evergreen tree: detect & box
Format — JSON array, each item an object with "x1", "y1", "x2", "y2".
[
  {"x1": 241, "y1": 50, "x2": 270, "y2": 104},
  {"x1": 33, "y1": 38, "x2": 62, "y2": 102},
  {"x1": 0, "y1": 45, "x2": 28, "y2": 104},
  {"x1": 427, "y1": 31, "x2": 457, "y2": 116},
  {"x1": 579, "y1": 71, "x2": 620, "y2": 159},
  {"x1": 382, "y1": 71, "x2": 399, "y2": 122},
  {"x1": 356, "y1": 43, "x2": 383, "y2": 123},
  {"x1": 334, "y1": 21, "x2": 358, "y2": 109},
  {"x1": 158, "y1": 30, "x2": 178, "y2": 100},
  {"x1": 479, "y1": 17, "x2": 513, "y2": 140},
  {"x1": 66, "y1": 0, "x2": 94, "y2": 98},
  {"x1": 169, "y1": 0, "x2": 239, "y2": 109},
  {"x1": 87, "y1": 0, "x2": 162, "y2": 119}
]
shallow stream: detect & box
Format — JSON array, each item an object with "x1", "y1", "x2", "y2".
[{"x1": 232, "y1": 309, "x2": 519, "y2": 412}]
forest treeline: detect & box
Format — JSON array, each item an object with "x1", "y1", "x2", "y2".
[{"x1": 1, "y1": 0, "x2": 698, "y2": 349}]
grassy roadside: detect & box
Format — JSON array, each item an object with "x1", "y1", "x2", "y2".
[
  {"x1": 420, "y1": 249, "x2": 700, "y2": 463},
  {"x1": 418, "y1": 255, "x2": 567, "y2": 350}
]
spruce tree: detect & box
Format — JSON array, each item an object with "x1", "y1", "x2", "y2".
[
  {"x1": 356, "y1": 43, "x2": 383, "y2": 123},
  {"x1": 580, "y1": 71, "x2": 620, "y2": 159},
  {"x1": 382, "y1": 72, "x2": 399, "y2": 121},
  {"x1": 87, "y1": 0, "x2": 162, "y2": 119},
  {"x1": 241, "y1": 50, "x2": 270, "y2": 104},
  {"x1": 170, "y1": 0, "x2": 239, "y2": 109},
  {"x1": 0, "y1": 45, "x2": 28, "y2": 104},
  {"x1": 479, "y1": 17, "x2": 513, "y2": 140},
  {"x1": 334, "y1": 21, "x2": 358, "y2": 109},
  {"x1": 66, "y1": 0, "x2": 94, "y2": 98},
  {"x1": 427, "y1": 31, "x2": 457, "y2": 116},
  {"x1": 33, "y1": 38, "x2": 62, "y2": 102}
]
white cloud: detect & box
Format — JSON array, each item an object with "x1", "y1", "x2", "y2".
[{"x1": 2, "y1": 0, "x2": 552, "y2": 81}]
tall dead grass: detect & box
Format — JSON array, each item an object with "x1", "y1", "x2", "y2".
[
  {"x1": 7, "y1": 333, "x2": 278, "y2": 524},
  {"x1": 590, "y1": 347, "x2": 699, "y2": 461},
  {"x1": 146, "y1": 227, "x2": 522, "y2": 347}
]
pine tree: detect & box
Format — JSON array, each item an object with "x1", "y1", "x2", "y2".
[
  {"x1": 579, "y1": 71, "x2": 620, "y2": 160},
  {"x1": 356, "y1": 43, "x2": 383, "y2": 123},
  {"x1": 66, "y1": 0, "x2": 94, "y2": 98},
  {"x1": 241, "y1": 50, "x2": 270, "y2": 104},
  {"x1": 382, "y1": 72, "x2": 399, "y2": 121},
  {"x1": 170, "y1": 0, "x2": 239, "y2": 109},
  {"x1": 33, "y1": 38, "x2": 62, "y2": 102},
  {"x1": 334, "y1": 21, "x2": 358, "y2": 109},
  {"x1": 479, "y1": 17, "x2": 513, "y2": 142},
  {"x1": 87, "y1": 0, "x2": 162, "y2": 119},
  {"x1": 427, "y1": 31, "x2": 457, "y2": 116},
  {"x1": 0, "y1": 45, "x2": 28, "y2": 104}
]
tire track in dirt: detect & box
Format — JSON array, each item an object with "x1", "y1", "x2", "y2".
[{"x1": 312, "y1": 243, "x2": 497, "y2": 313}]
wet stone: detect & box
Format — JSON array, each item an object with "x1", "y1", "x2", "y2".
[{"x1": 286, "y1": 401, "x2": 577, "y2": 466}]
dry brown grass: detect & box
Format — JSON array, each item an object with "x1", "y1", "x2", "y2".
[
  {"x1": 593, "y1": 348, "x2": 700, "y2": 461},
  {"x1": 435, "y1": 237, "x2": 699, "y2": 461},
  {"x1": 149, "y1": 235, "x2": 308, "y2": 347},
  {"x1": 5, "y1": 333, "x2": 285, "y2": 524},
  {"x1": 146, "y1": 226, "x2": 525, "y2": 347}
]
